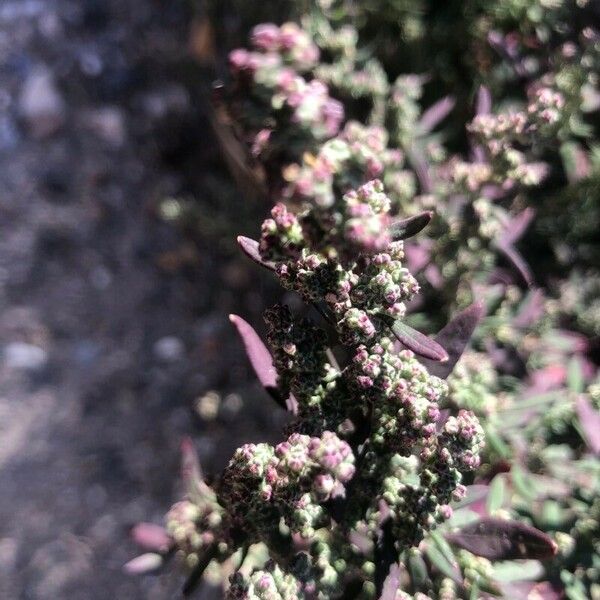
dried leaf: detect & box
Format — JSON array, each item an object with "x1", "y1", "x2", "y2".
[
  {"x1": 391, "y1": 320, "x2": 448, "y2": 362},
  {"x1": 389, "y1": 211, "x2": 433, "y2": 241},
  {"x1": 131, "y1": 523, "x2": 172, "y2": 553},
  {"x1": 123, "y1": 553, "x2": 163, "y2": 575},
  {"x1": 418, "y1": 96, "x2": 455, "y2": 133},
  {"x1": 420, "y1": 301, "x2": 484, "y2": 378},
  {"x1": 237, "y1": 236, "x2": 277, "y2": 271},
  {"x1": 446, "y1": 518, "x2": 558, "y2": 560},
  {"x1": 229, "y1": 314, "x2": 286, "y2": 408},
  {"x1": 575, "y1": 395, "x2": 600, "y2": 455}
]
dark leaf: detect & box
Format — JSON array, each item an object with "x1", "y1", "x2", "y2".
[
  {"x1": 131, "y1": 523, "x2": 173, "y2": 553},
  {"x1": 391, "y1": 320, "x2": 448, "y2": 362},
  {"x1": 496, "y1": 243, "x2": 534, "y2": 287},
  {"x1": 237, "y1": 236, "x2": 276, "y2": 271},
  {"x1": 446, "y1": 518, "x2": 558, "y2": 560},
  {"x1": 229, "y1": 314, "x2": 286, "y2": 408},
  {"x1": 575, "y1": 395, "x2": 600, "y2": 455},
  {"x1": 420, "y1": 301, "x2": 484, "y2": 378},
  {"x1": 418, "y1": 96, "x2": 455, "y2": 133},
  {"x1": 389, "y1": 211, "x2": 433, "y2": 241},
  {"x1": 124, "y1": 553, "x2": 163, "y2": 575}
]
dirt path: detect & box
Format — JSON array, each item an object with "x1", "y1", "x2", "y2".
[{"x1": 0, "y1": 2, "x2": 282, "y2": 598}]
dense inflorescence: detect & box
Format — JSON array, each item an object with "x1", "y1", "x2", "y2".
[{"x1": 132, "y1": 4, "x2": 600, "y2": 598}]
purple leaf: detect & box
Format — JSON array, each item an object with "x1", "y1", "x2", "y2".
[
  {"x1": 496, "y1": 243, "x2": 534, "y2": 287},
  {"x1": 229, "y1": 314, "x2": 286, "y2": 408},
  {"x1": 452, "y1": 484, "x2": 489, "y2": 510},
  {"x1": 476, "y1": 86, "x2": 492, "y2": 116},
  {"x1": 420, "y1": 301, "x2": 485, "y2": 378},
  {"x1": 446, "y1": 518, "x2": 558, "y2": 560},
  {"x1": 575, "y1": 395, "x2": 600, "y2": 455},
  {"x1": 404, "y1": 241, "x2": 432, "y2": 273},
  {"x1": 131, "y1": 523, "x2": 173, "y2": 553},
  {"x1": 123, "y1": 553, "x2": 163, "y2": 575},
  {"x1": 237, "y1": 236, "x2": 276, "y2": 271},
  {"x1": 389, "y1": 211, "x2": 433, "y2": 241},
  {"x1": 406, "y1": 146, "x2": 432, "y2": 193},
  {"x1": 418, "y1": 96, "x2": 455, "y2": 134},
  {"x1": 379, "y1": 563, "x2": 401, "y2": 600},
  {"x1": 391, "y1": 320, "x2": 448, "y2": 362},
  {"x1": 499, "y1": 208, "x2": 536, "y2": 246}
]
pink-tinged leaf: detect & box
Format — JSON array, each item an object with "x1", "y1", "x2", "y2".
[
  {"x1": 424, "y1": 264, "x2": 443, "y2": 289},
  {"x1": 418, "y1": 96, "x2": 455, "y2": 133},
  {"x1": 499, "y1": 208, "x2": 536, "y2": 246},
  {"x1": 500, "y1": 581, "x2": 563, "y2": 600},
  {"x1": 528, "y1": 364, "x2": 567, "y2": 394},
  {"x1": 406, "y1": 146, "x2": 432, "y2": 193},
  {"x1": 404, "y1": 242, "x2": 432, "y2": 273},
  {"x1": 229, "y1": 314, "x2": 286, "y2": 408},
  {"x1": 236, "y1": 236, "x2": 276, "y2": 271},
  {"x1": 123, "y1": 553, "x2": 163, "y2": 575},
  {"x1": 391, "y1": 320, "x2": 448, "y2": 362},
  {"x1": 575, "y1": 395, "x2": 600, "y2": 455},
  {"x1": 476, "y1": 85, "x2": 492, "y2": 116},
  {"x1": 496, "y1": 243, "x2": 534, "y2": 287},
  {"x1": 513, "y1": 289, "x2": 545, "y2": 328},
  {"x1": 420, "y1": 301, "x2": 485, "y2": 378},
  {"x1": 379, "y1": 563, "x2": 401, "y2": 600},
  {"x1": 181, "y1": 437, "x2": 203, "y2": 497},
  {"x1": 131, "y1": 523, "x2": 173, "y2": 553},
  {"x1": 446, "y1": 518, "x2": 558, "y2": 560},
  {"x1": 389, "y1": 211, "x2": 433, "y2": 241}
]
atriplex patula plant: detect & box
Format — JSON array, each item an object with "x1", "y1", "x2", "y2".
[{"x1": 127, "y1": 8, "x2": 600, "y2": 599}]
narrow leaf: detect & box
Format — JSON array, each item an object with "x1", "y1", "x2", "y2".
[
  {"x1": 379, "y1": 563, "x2": 401, "y2": 600},
  {"x1": 446, "y1": 518, "x2": 558, "y2": 560},
  {"x1": 476, "y1": 86, "x2": 492, "y2": 116},
  {"x1": 452, "y1": 484, "x2": 489, "y2": 509},
  {"x1": 425, "y1": 545, "x2": 462, "y2": 585},
  {"x1": 418, "y1": 96, "x2": 455, "y2": 133},
  {"x1": 389, "y1": 211, "x2": 433, "y2": 241},
  {"x1": 391, "y1": 320, "x2": 448, "y2": 362},
  {"x1": 124, "y1": 553, "x2": 163, "y2": 575},
  {"x1": 420, "y1": 301, "x2": 485, "y2": 378},
  {"x1": 575, "y1": 395, "x2": 600, "y2": 455},
  {"x1": 131, "y1": 523, "x2": 173, "y2": 553},
  {"x1": 237, "y1": 236, "x2": 276, "y2": 271},
  {"x1": 181, "y1": 437, "x2": 203, "y2": 498},
  {"x1": 229, "y1": 314, "x2": 286, "y2": 408},
  {"x1": 486, "y1": 475, "x2": 506, "y2": 514},
  {"x1": 498, "y1": 208, "x2": 535, "y2": 247},
  {"x1": 496, "y1": 243, "x2": 534, "y2": 287}
]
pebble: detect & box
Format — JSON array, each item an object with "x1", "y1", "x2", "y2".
[
  {"x1": 18, "y1": 68, "x2": 65, "y2": 138},
  {"x1": 3, "y1": 342, "x2": 47, "y2": 370},
  {"x1": 153, "y1": 336, "x2": 184, "y2": 362}
]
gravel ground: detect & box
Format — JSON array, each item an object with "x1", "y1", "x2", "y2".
[{"x1": 0, "y1": 1, "x2": 283, "y2": 598}]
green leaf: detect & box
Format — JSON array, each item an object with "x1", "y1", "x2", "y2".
[
  {"x1": 567, "y1": 357, "x2": 585, "y2": 393},
  {"x1": 390, "y1": 320, "x2": 448, "y2": 362},
  {"x1": 487, "y1": 475, "x2": 506, "y2": 514}
]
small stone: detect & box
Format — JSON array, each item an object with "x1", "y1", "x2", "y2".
[
  {"x1": 18, "y1": 68, "x2": 66, "y2": 138},
  {"x1": 153, "y1": 336, "x2": 185, "y2": 362},
  {"x1": 3, "y1": 342, "x2": 47, "y2": 370}
]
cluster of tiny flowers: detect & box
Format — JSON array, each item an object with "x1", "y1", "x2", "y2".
[
  {"x1": 282, "y1": 121, "x2": 410, "y2": 209},
  {"x1": 165, "y1": 480, "x2": 228, "y2": 565},
  {"x1": 228, "y1": 22, "x2": 343, "y2": 154},
  {"x1": 228, "y1": 562, "x2": 302, "y2": 600},
  {"x1": 218, "y1": 431, "x2": 355, "y2": 541}
]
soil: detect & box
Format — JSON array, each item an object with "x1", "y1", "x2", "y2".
[{"x1": 0, "y1": 1, "x2": 284, "y2": 598}]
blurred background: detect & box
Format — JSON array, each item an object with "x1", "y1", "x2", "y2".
[{"x1": 0, "y1": 1, "x2": 286, "y2": 597}]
